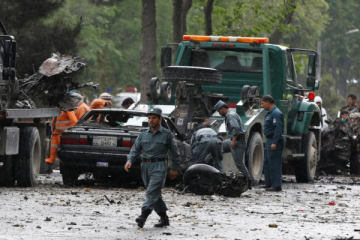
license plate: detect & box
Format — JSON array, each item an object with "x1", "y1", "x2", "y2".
[
  {"x1": 93, "y1": 136, "x2": 117, "y2": 147},
  {"x1": 96, "y1": 162, "x2": 109, "y2": 167}
]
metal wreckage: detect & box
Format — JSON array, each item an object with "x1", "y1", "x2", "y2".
[
  {"x1": 10, "y1": 53, "x2": 98, "y2": 111},
  {"x1": 319, "y1": 113, "x2": 360, "y2": 175}
]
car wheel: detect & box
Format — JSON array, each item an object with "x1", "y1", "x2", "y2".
[
  {"x1": 294, "y1": 132, "x2": 318, "y2": 183},
  {"x1": 161, "y1": 66, "x2": 221, "y2": 85},
  {"x1": 246, "y1": 132, "x2": 264, "y2": 185},
  {"x1": 16, "y1": 127, "x2": 41, "y2": 187},
  {"x1": 150, "y1": 77, "x2": 161, "y2": 99},
  {"x1": 241, "y1": 85, "x2": 251, "y2": 101},
  {"x1": 160, "y1": 82, "x2": 172, "y2": 102},
  {"x1": 60, "y1": 162, "x2": 79, "y2": 186}
]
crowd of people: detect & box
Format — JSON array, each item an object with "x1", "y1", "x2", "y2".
[{"x1": 44, "y1": 92, "x2": 135, "y2": 174}]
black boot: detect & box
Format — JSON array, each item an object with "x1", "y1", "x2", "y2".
[
  {"x1": 45, "y1": 162, "x2": 53, "y2": 174},
  {"x1": 154, "y1": 212, "x2": 170, "y2": 228},
  {"x1": 247, "y1": 178, "x2": 252, "y2": 190},
  {"x1": 135, "y1": 209, "x2": 152, "y2": 228}
]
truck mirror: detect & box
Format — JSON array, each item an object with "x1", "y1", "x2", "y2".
[
  {"x1": 308, "y1": 54, "x2": 316, "y2": 77},
  {"x1": 161, "y1": 47, "x2": 172, "y2": 68},
  {"x1": 306, "y1": 76, "x2": 316, "y2": 88},
  {"x1": 314, "y1": 80, "x2": 320, "y2": 90}
]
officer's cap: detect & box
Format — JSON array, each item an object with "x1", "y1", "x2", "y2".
[
  {"x1": 146, "y1": 108, "x2": 162, "y2": 117},
  {"x1": 99, "y1": 92, "x2": 113, "y2": 100},
  {"x1": 214, "y1": 100, "x2": 227, "y2": 111}
]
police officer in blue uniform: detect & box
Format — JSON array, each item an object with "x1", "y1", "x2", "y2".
[
  {"x1": 125, "y1": 108, "x2": 180, "y2": 228},
  {"x1": 261, "y1": 95, "x2": 284, "y2": 192},
  {"x1": 190, "y1": 125, "x2": 223, "y2": 171},
  {"x1": 214, "y1": 100, "x2": 252, "y2": 189}
]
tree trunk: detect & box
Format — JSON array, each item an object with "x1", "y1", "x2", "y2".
[
  {"x1": 140, "y1": 0, "x2": 157, "y2": 103},
  {"x1": 269, "y1": 0, "x2": 297, "y2": 44},
  {"x1": 181, "y1": 0, "x2": 192, "y2": 34},
  {"x1": 173, "y1": 0, "x2": 183, "y2": 43},
  {"x1": 204, "y1": 0, "x2": 214, "y2": 35}
]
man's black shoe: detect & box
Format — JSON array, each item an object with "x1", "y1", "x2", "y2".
[
  {"x1": 154, "y1": 212, "x2": 170, "y2": 228},
  {"x1": 265, "y1": 187, "x2": 282, "y2": 192},
  {"x1": 259, "y1": 185, "x2": 271, "y2": 189},
  {"x1": 44, "y1": 162, "x2": 53, "y2": 174},
  {"x1": 135, "y1": 209, "x2": 152, "y2": 228},
  {"x1": 247, "y1": 178, "x2": 253, "y2": 190}
]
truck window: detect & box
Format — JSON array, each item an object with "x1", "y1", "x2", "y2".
[{"x1": 190, "y1": 49, "x2": 263, "y2": 73}]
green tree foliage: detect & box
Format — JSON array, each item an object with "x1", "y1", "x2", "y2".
[
  {"x1": 0, "y1": 0, "x2": 81, "y2": 77},
  {"x1": 318, "y1": 73, "x2": 346, "y2": 119}
]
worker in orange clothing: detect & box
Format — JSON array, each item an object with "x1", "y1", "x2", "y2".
[
  {"x1": 90, "y1": 98, "x2": 110, "y2": 109},
  {"x1": 71, "y1": 92, "x2": 90, "y2": 119},
  {"x1": 45, "y1": 110, "x2": 78, "y2": 174}
]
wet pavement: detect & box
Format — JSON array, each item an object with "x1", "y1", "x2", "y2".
[{"x1": 1, "y1": 172, "x2": 360, "y2": 240}]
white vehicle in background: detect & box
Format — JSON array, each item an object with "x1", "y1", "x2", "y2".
[{"x1": 113, "y1": 87, "x2": 141, "y2": 108}]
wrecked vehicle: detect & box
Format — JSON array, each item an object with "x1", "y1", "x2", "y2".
[
  {"x1": 0, "y1": 20, "x2": 96, "y2": 187},
  {"x1": 16, "y1": 53, "x2": 98, "y2": 111},
  {"x1": 319, "y1": 113, "x2": 360, "y2": 175},
  {"x1": 144, "y1": 34, "x2": 322, "y2": 185},
  {"x1": 183, "y1": 164, "x2": 249, "y2": 197},
  {"x1": 58, "y1": 109, "x2": 191, "y2": 186}
]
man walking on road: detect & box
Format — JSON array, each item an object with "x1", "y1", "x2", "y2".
[
  {"x1": 261, "y1": 95, "x2": 284, "y2": 192},
  {"x1": 124, "y1": 108, "x2": 180, "y2": 228},
  {"x1": 214, "y1": 100, "x2": 252, "y2": 189}
]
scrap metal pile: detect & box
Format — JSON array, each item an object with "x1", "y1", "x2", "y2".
[
  {"x1": 182, "y1": 164, "x2": 249, "y2": 197},
  {"x1": 319, "y1": 113, "x2": 360, "y2": 174},
  {"x1": 15, "y1": 53, "x2": 98, "y2": 111}
]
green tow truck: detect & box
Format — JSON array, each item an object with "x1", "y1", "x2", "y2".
[{"x1": 147, "y1": 34, "x2": 321, "y2": 185}]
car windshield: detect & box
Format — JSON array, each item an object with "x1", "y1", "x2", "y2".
[{"x1": 77, "y1": 110, "x2": 148, "y2": 128}]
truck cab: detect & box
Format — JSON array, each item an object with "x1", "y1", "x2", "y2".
[{"x1": 149, "y1": 35, "x2": 321, "y2": 184}]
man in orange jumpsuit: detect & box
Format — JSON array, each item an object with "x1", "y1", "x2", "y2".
[
  {"x1": 45, "y1": 110, "x2": 78, "y2": 174},
  {"x1": 71, "y1": 92, "x2": 90, "y2": 119},
  {"x1": 90, "y1": 99, "x2": 107, "y2": 109}
]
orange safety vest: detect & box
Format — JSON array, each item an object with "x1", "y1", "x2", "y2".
[
  {"x1": 90, "y1": 99, "x2": 106, "y2": 110},
  {"x1": 75, "y1": 102, "x2": 90, "y2": 119},
  {"x1": 53, "y1": 111, "x2": 78, "y2": 135}
]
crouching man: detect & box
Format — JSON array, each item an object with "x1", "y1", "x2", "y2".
[
  {"x1": 124, "y1": 108, "x2": 180, "y2": 228},
  {"x1": 190, "y1": 125, "x2": 223, "y2": 171}
]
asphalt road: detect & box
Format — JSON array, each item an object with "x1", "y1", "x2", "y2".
[{"x1": 1, "y1": 172, "x2": 360, "y2": 240}]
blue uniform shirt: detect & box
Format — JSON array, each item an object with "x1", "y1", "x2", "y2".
[
  {"x1": 127, "y1": 126, "x2": 180, "y2": 171},
  {"x1": 264, "y1": 106, "x2": 284, "y2": 144},
  {"x1": 190, "y1": 128, "x2": 218, "y2": 151},
  {"x1": 225, "y1": 110, "x2": 245, "y2": 139}
]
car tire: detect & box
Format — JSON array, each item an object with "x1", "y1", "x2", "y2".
[
  {"x1": 161, "y1": 66, "x2": 221, "y2": 85},
  {"x1": 16, "y1": 127, "x2": 41, "y2": 187},
  {"x1": 160, "y1": 82, "x2": 172, "y2": 102},
  {"x1": 246, "y1": 132, "x2": 264, "y2": 185},
  {"x1": 0, "y1": 155, "x2": 15, "y2": 187},
  {"x1": 61, "y1": 165, "x2": 79, "y2": 186},
  {"x1": 150, "y1": 77, "x2": 161, "y2": 99},
  {"x1": 294, "y1": 132, "x2": 318, "y2": 183},
  {"x1": 241, "y1": 85, "x2": 251, "y2": 101},
  {"x1": 250, "y1": 86, "x2": 260, "y2": 97}
]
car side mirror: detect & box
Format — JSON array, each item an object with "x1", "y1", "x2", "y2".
[
  {"x1": 161, "y1": 47, "x2": 172, "y2": 68},
  {"x1": 306, "y1": 76, "x2": 316, "y2": 88},
  {"x1": 308, "y1": 54, "x2": 316, "y2": 77}
]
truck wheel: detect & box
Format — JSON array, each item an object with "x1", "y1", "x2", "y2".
[
  {"x1": 246, "y1": 132, "x2": 264, "y2": 185},
  {"x1": 150, "y1": 77, "x2": 161, "y2": 99},
  {"x1": 294, "y1": 132, "x2": 318, "y2": 183},
  {"x1": 16, "y1": 127, "x2": 41, "y2": 187},
  {"x1": 0, "y1": 156, "x2": 15, "y2": 187},
  {"x1": 160, "y1": 82, "x2": 172, "y2": 102},
  {"x1": 60, "y1": 162, "x2": 79, "y2": 186},
  {"x1": 161, "y1": 66, "x2": 221, "y2": 85},
  {"x1": 241, "y1": 85, "x2": 251, "y2": 100}
]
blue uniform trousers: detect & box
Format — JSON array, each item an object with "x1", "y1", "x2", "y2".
[
  {"x1": 223, "y1": 139, "x2": 251, "y2": 178},
  {"x1": 141, "y1": 161, "x2": 168, "y2": 214},
  {"x1": 264, "y1": 139, "x2": 284, "y2": 188}
]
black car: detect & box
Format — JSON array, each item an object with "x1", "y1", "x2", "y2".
[{"x1": 58, "y1": 109, "x2": 191, "y2": 185}]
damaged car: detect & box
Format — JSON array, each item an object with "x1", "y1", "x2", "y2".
[{"x1": 58, "y1": 108, "x2": 191, "y2": 185}]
